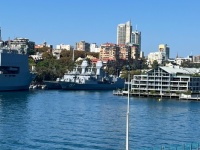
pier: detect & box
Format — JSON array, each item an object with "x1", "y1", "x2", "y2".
[{"x1": 113, "y1": 90, "x2": 200, "y2": 101}]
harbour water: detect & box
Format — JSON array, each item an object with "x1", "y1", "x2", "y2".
[{"x1": 0, "y1": 90, "x2": 200, "y2": 149}]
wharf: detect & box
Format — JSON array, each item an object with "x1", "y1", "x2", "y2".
[
  {"x1": 179, "y1": 94, "x2": 200, "y2": 101},
  {"x1": 113, "y1": 90, "x2": 200, "y2": 101}
]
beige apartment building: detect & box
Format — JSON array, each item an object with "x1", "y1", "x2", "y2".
[
  {"x1": 75, "y1": 40, "x2": 90, "y2": 52},
  {"x1": 99, "y1": 43, "x2": 119, "y2": 61}
]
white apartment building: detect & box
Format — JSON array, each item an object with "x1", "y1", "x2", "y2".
[
  {"x1": 148, "y1": 52, "x2": 165, "y2": 64},
  {"x1": 147, "y1": 44, "x2": 170, "y2": 65},
  {"x1": 175, "y1": 55, "x2": 193, "y2": 65},
  {"x1": 9, "y1": 37, "x2": 35, "y2": 54},
  {"x1": 90, "y1": 43, "x2": 99, "y2": 53},
  {"x1": 117, "y1": 21, "x2": 132, "y2": 45},
  {"x1": 131, "y1": 66, "x2": 200, "y2": 95},
  {"x1": 56, "y1": 44, "x2": 72, "y2": 50}
]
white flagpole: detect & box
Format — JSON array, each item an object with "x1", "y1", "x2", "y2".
[{"x1": 126, "y1": 68, "x2": 130, "y2": 150}]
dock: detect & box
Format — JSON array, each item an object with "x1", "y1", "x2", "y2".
[
  {"x1": 179, "y1": 94, "x2": 200, "y2": 101},
  {"x1": 113, "y1": 90, "x2": 200, "y2": 101}
]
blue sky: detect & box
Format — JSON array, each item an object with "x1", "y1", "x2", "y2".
[{"x1": 1, "y1": 0, "x2": 200, "y2": 58}]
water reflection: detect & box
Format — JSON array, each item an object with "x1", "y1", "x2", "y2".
[{"x1": 0, "y1": 91, "x2": 32, "y2": 149}]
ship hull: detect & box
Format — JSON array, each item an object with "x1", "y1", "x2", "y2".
[
  {"x1": 59, "y1": 81, "x2": 124, "y2": 90},
  {"x1": 43, "y1": 81, "x2": 62, "y2": 89},
  {"x1": 0, "y1": 73, "x2": 35, "y2": 91},
  {"x1": 0, "y1": 85, "x2": 29, "y2": 91},
  {"x1": 0, "y1": 49, "x2": 35, "y2": 91}
]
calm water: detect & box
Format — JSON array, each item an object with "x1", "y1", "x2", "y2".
[{"x1": 0, "y1": 90, "x2": 200, "y2": 150}]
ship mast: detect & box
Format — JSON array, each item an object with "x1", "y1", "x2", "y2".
[
  {"x1": 0, "y1": 27, "x2": 2, "y2": 48},
  {"x1": 0, "y1": 27, "x2": 2, "y2": 41}
]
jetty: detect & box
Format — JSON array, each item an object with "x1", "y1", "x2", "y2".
[
  {"x1": 179, "y1": 94, "x2": 200, "y2": 101},
  {"x1": 113, "y1": 90, "x2": 200, "y2": 101}
]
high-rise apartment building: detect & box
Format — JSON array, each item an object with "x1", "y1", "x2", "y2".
[
  {"x1": 131, "y1": 30, "x2": 141, "y2": 52},
  {"x1": 117, "y1": 21, "x2": 132, "y2": 45}
]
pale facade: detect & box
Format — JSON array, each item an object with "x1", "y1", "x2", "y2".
[
  {"x1": 130, "y1": 44, "x2": 140, "y2": 60},
  {"x1": 99, "y1": 43, "x2": 119, "y2": 61},
  {"x1": 159, "y1": 44, "x2": 170, "y2": 60},
  {"x1": 193, "y1": 55, "x2": 200, "y2": 63},
  {"x1": 125, "y1": 21, "x2": 132, "y2": 44},
  {"x1": 76, "y1": 40, "x2": 90, "y2": 52},
  {"x1": 56, "y1": 44, "x2": 72, "y2": 50},
  {"x1": 90, "y1": 43, "x2": 99, "y2": 53},
  {"x1": 131, "y1": 30, "x2": 141, "y2": 52},
  {"x1": 9, "y1": 38, "x2": 35, "y2": 54},
  {"x1": 148, "y1": 52, "x2": 165, "y2": 64},
  {"x1": 119, "y1": 44, "x2": 140, "y2": 60},
  {"x1": 175, "y1": 56, "x2": 192, "y2": 65},
  {"x1": 117, "y1": 21, "x2": 132, "y2": 45},
  {"x1": 119, "y1": 45, "x2": 127, "y2": 60},
  {"x1": 131, "y1": 66, "x2": 200, "y2": 95}
]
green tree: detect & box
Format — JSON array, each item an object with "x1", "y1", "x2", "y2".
[{"x1": 152, "y1": 60, "x2": 159, "y2": 69}]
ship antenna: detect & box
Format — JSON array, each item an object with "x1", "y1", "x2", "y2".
[
  {"x1": 0, "y1": 27, "x2": 2, "y2": 41},
  {"x1": 8, "y1": 37, "x2": 11, "y2": 51}
]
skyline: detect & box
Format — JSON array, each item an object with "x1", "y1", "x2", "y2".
[{"x1": 1, "y1": 0, "x2": 200, "y2": 58}]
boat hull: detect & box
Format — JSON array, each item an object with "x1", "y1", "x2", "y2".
[
  {"x1": 0, "y1": 73, "x2": 35, "y2": 91},
  {"x1": 59, "y1": 81, "x2": 124, "y2": 90},
  {"x1": 43, "y1": 81, "x2": 62, "y2": 89},
  {"x1": 0, "y1": 48, "x2": 35, "y2": 91}
]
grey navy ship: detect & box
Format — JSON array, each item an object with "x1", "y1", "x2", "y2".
[
  {"x1": 44, "y1": 60, "x2": 125, "y2": 90},
  {"x1": 0, "y1": 41, "x2": 35, "y2": 91}
]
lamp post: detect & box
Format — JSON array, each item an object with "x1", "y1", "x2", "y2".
[{"x1": 126, "y1": 65, "x2": 130, "y2": 150}]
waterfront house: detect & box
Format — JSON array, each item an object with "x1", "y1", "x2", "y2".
[{"x1": 131, "y1": 66, "x2": 200, "y2": 96}]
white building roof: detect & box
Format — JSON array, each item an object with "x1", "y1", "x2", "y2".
[{"x1": 160, "y1": 66, "x2": 199, "y2": 75}]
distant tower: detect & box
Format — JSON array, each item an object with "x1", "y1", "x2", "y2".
[
  {"x1": 117, "y1": 20, "x2": 132, "y2": 45},
  {"x1": 125, "y1": 20, "x2": 132, "y2": 44},
  {"x1": 117, "y1": 23, "x2": 126, "y2": 45},
  {"x1": 131, "y1": 30, "x2": 141, "y2": 52}
]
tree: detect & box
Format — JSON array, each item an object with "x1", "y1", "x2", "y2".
[{"x1": 152, "y1": 60, "x2": 159, "y2": 69}]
